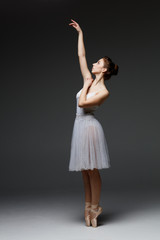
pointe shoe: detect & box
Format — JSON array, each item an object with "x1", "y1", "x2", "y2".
[
  {"x1": 84, "y1": 202, "x2": 91, "y2": 227},
  {"x1": 90, "y1": 205, "x2": 103, "y2": 227}
]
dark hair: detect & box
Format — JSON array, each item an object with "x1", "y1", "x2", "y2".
[{"x1": 102, "y1": 56, "x2": 119, "y2": 80}]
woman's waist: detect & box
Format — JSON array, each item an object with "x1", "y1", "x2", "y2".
[
  {"x1": 76, "y1": 108, "x2": 96, "y2": 115},
  {"x1": 75, "y1": 112, "x2": 96, "y2": 119}
]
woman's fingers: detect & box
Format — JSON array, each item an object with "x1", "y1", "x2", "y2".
[
  {"x1": 69, "y1": 23, "x2": 77, "y2": 28},
  {"x1": 69, "y1": 23, "x2": 76, "y2": 26},
  {"x1": 71, "y1": 19, "x2": 76, "y2": 23},
  {"x1": 71, "y1": 19, "x2": 78, "y2": 25},
  {"x1": 69, "y1": 24, "x2": 77, "y2": 28},
  {"x1": 69, "y1": 19, "x2": 80, "y2": 31},
  {"x1": 69, "y1": 21, "x2": 77, "y2": 25}
]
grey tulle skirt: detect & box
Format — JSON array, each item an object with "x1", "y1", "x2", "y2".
[{"x1": 69, "y1": 113, "x2": 111, "y2": 171}]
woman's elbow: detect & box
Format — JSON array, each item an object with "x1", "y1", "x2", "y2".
[{"x1": 78, "y1": 102, "x2": 84, "y2": 107}]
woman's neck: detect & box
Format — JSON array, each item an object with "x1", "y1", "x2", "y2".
[{"x1": 91, "y1": 76, "x2": 105, "y2": 89}]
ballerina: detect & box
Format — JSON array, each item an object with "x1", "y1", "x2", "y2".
[{"x1": 68, "y1": 19, "x2": 119, "y2": 227}]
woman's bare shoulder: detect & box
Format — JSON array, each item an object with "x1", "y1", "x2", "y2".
[{"x1": 98, "y1": 87, "x2": 110, "y2": 95}]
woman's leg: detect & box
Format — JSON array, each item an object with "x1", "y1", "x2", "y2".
[
  {"x1": 82, "y1": 168, "x2": 102, "y2": 227},
  {"x1": 88, "y1": 168, "x2": 102, "y2": 207},
  {"x1": 81, "y1": 170, "x2": 91, "y2": 202}
]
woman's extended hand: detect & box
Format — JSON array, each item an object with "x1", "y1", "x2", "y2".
[
  {"x1": 68, "y1": 19, "x2": 82, "y2": 33},
  {"x1": 83, "y1": 77, "x2": 94, "y2": 88}
]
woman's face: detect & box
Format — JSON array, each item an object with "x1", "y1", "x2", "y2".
[{"x1": 92, "y1": 58, "x2": 107, "y2": 74}]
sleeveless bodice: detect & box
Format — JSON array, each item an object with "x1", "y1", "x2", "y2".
[
  {"x1": 76, "y1": 88, "x2": 99, "y2": 116},
  {"x1": 69, "y1": 87, "x2": 111, "y2": 171}
]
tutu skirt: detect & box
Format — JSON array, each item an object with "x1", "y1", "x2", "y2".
[{"x1": 69, "y1": 113, "x2": 111, "y2": 171}]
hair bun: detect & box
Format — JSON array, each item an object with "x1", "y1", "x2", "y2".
[
  {"x1": 103, "y1": 55, "x2": 119, "y2": 80},
  {"x1": 113, "y1": 63, "x2": 119, "y2": 75}
]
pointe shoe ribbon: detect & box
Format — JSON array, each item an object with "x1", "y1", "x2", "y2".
[
  {"x1": 84, "y1": 202, "x2": 91, "y2": 227},
  {"x1": 90, "y1": 206, "x2": 103, "y2": 227}
]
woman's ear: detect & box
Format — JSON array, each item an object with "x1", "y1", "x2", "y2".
[{"x1": 102, "y1": 67, "x2": 107, "y2": 73}]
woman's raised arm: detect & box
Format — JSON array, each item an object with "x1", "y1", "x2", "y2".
[{"x1": 69, "y1": 19, "x2": 92, "y2": 83}]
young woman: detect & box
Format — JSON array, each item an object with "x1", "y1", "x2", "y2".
[{"x1": 68, "y1": 19, "x2": 119, "y2": 227}]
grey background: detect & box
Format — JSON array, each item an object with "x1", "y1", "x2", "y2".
[{"x1": 0, "y1": 0, "x2": 160, "y2": 195}]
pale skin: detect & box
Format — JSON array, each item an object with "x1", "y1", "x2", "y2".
[{"x1": 69, "y1": 19, "x2": 110, "y2": 209}]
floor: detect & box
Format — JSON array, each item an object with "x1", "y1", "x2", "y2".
[{"x1": 0, "y1": 188, "x2": 159, "y2": 240}]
